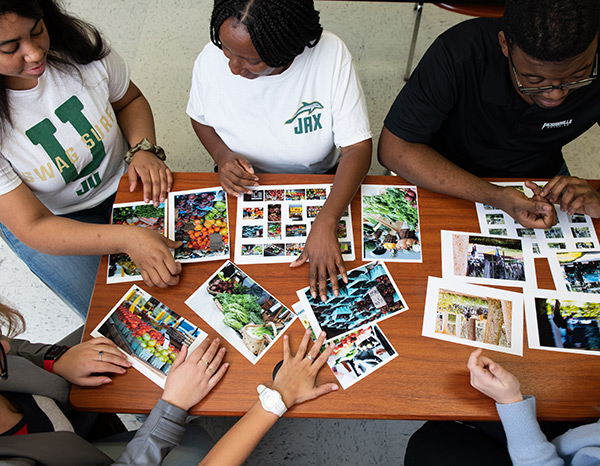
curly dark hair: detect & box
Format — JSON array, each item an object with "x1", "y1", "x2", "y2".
[
  {"x1": 503, "y1": 0, "x2": 600, "y2": 62},
  {"x1": 210, "y1": 0, "x2": 323, "y2": 68},
  {"x1": 0, "y1": 0, "x2": 109, "y2": 129}
]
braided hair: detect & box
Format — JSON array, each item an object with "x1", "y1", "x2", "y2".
[
  {"x1": 0, "y1": 0, "x2": 108, "y2": 130},
  {"x1": 210, "y1": 0, "x2": 323, "y2": 68},
  {"x1": 503, "y1": 0, "x2": 600, "y2": 62}
]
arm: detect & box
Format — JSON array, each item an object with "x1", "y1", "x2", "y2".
[
  {"x1": 190, "y1": 119, "x2": 258, "y2": 197},
  {"x1": 0, "y1": 184, "x2": 182, "y2": 288},
  {"x1": 114, "y1": 338, "x2": 228, "y2": 466},
  {"x1": 198, "y1": 330, "x2": 338, "y2": 466},
  {"x1": 113, "y1": 81, "x2": 173, "y2": 206},
  {"x1": 527, "y1": 176, "x2": 600, "y2": 217},
  {"x1": 291, "y1": 139, "x2": 372, "y2": 301},
  {"x1": 467, "y1": 349, "x2": 563, "y2": 466},
  {"x1": 378, "y1": 128, "x2": 557, "y2": 229}
]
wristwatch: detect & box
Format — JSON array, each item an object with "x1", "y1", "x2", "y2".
[
  {"x1": 257, "y1": 384, "x2": 287, "y2": 417},
  {"x1": 43, "y1": 345, "x2": 70, "y2": 373},
  {"x1": 124, "y1": 138, "x2": 166, "y2": 163}
]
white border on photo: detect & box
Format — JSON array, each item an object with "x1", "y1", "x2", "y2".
[
  {"x1": 422, "y1": 277, "x2": 523, "y2": 356},
  {"x1": 167, "y1": 187, "x2": 230, "y2": 263},
  {"x1": 107, "y1": 201, "x2": 167, "y2": 284},
  {"x1": 547, "y1": 249, "x2": 600, "y2": 295},
  {"x1": 91, "y1": 285, "x2": 206, "y2": 387},
  {"x1": 361, "y1": 184, "x2": 423, "y2": 263},
  {"x1": 185, "y1": 261, "x2": 297, "y2": 364},
  {"x1": 441, "y1": 230, "x2": 536, "y2": 288},
  {"x1": 524, "y1": 288, "x2": 600, "y2": 356}
]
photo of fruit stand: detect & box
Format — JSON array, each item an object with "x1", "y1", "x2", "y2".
[{"x1": 94, "y1": 286, "x2": 204, "y2": 383}]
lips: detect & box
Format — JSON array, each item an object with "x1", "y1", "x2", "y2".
[
  {"x1": 27, "y1": 61, "x2": 46, "y2": 76},
  {"x1": 536, "y1": 97, "x2": 566, "y2": 108}
]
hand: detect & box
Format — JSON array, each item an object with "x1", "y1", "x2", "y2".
[
  {"x1": 497, "y1": 186, "x2": 557, "y2": 229},
  {"x1": 271, "y1": 330, "x2": 338, "y2": 408},
  {"x1": 52, "y1": 337, "x2": 132, "y2": 386},
  {"x1": 467, "y1": 349, "x2": 523, "y2": 405},
  {"x1": 161, "y1": 338, "x2": 228, "y2": 411},
  {"x1": 217, "y1": 151, "x2": 259, "y2": 197},
  {"x1": 531, "y1": 177, "x2": 600, "y2": 218},
  {"x1": 290, "y1": 218, "x2": 347, "y2": 302},
  {"x1": 128, "y1": 151, "x2": 174, "y2": 206},
  {"x1": 125, "y1": 228, "x2": 182, "y2": 288}
]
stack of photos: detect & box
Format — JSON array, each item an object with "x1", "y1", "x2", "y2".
[
  {"x1": 168, "y1": 187, "x2": 229, "y2": 262},
  {"x1": 525, "y1": 289, "x2": 600, "y2": 355},
  {"x1": 422, "y1": 277, "x2": 524, "y2": 355},
  {"x1": 441, "y1": 230, "x2": 536, "y2": 288},
  {"x1": 362, "y1": 185, "x2": 422, "y2": 262},
  {"x1": 234, "y1": 184, "x2": 354, "y2": 264},
  {"x1": 185, "y1": 261, "x2": 296, "y2": 364},
  {"x1": 107, "y1": 202, "x2": 167, "y2": 283},
  {"x1": 475, "y1": 182, "x2": 599, "y2": 256},
  {"x1": 296, "y1": 261, "x2": 408, "y2": 342},
  {"x1": 548, "y1": 250, "x2": 600, "y2": 295},
  {"x1": 292, "y1": 300, "x2": 398, "y2": 389},
  {"x1": 92, "y1": 286, "x2": 206, "y2": 387}
]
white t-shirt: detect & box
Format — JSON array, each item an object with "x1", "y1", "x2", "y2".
[
  {"x1": 0, "y1": 51, "x2": 130, "y2": 215},
  {"x1": 187, "y1": 31, "x2": 372, "y2": 174}
]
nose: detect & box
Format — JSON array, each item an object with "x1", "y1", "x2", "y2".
[
  {"x1": 228, "y1": 56, "x2": 244, "y2": 76},
  {"x1": 542, "y1": 86, "x2": 569, "y2": 101},
  {"x1": 23, "y1": 40, "x2": 44, "y2": 63}
]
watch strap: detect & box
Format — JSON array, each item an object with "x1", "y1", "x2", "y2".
[
  {"x1": 257, "y1": 384, "x2": 287, "y2": 417},
  {"x1": 43, "y1": 345, "x2": 70, "y2": 373}
]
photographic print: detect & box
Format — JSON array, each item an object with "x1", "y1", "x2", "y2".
[
  {"x1": 475, "y1": 182, "x2": 600, "y2": 257},
  {"x1": 525, "y1": 289, "x2": 600, "y2": 355},
  {"x1": 296, "y1": 261, "x2": 408, "y2": 342},
  {"x1": 107, "y1": 201, "x2": 166, "y2": 283},
  {"x1": 549, "y1": 250, "x2": 600, "y2": 294},
  {"x1": 422, "y1": 277, "x2": 523, "y2": 355},
  {"x1": 185, "y1": 261, "x2": 296, "y2": 364},
  {"x1": 362, "y1": 185, "x2": 422, "y2": 262},
  {"x1": 441, "y1": 230, "x2": 536, "y2": 288},
  {"x1": 168, "y1": 188, "x2": 229, "y2": 262},
  {"x1": 92, "y1": 286, "x2": 206, "y2": 387}
]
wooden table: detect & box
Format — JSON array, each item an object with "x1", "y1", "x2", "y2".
[{"x1": 71, "y1": 173, "x2": 600, "y2": 421}]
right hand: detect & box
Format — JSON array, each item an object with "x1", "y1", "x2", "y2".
[
  {"x1": 271, "y1": 330, "x2": 338, "y2": 408},
  {"x1": 467, "y1": 349, "x2": 523, "y2": 405},
  {"x1": 125, "y1": 228, "x2": 182, "y2": 288},
  {"x1": 161, "y1": 338, "x2": 229, "y2": 411},
  {"x1": 217, "y1": 151, "x2": 259, "y2": 197},
  {"x1": 497, "y1": 186, "x2": 557, "y2": 229},
  {"x1": 531, "y1": 176, "x2": 600, "y2": 218}
]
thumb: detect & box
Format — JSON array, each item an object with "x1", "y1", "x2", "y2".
[
  {"x1": 526, "y1": 198, "x2": 553, "y2": 214},
  {"x1": 77, "y1": 376, "x2": 113, "y2": 387},
  {"x1": 487, "y1": 361, "x2": 508, "y2": 381},
  {"x1": 301, "y1": 383, "x2": 339, "y2": 404},
  {"x1": 127, "y1": 165, "x2": 139, "y2": 192},
  {"x1": 290, "y1": 251, "x2": 307, "y2": 268},
  {"x1": 163, "y1": 237, "x2": 183, "y2": 249},
  {"x1": 238, "y1": 158, "x2": 255, "y2": 175}
]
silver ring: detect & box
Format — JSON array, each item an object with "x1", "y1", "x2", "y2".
[
  {"x1": 201, "y1": 359, "x2": 209, "y2": 366},
  {"x1": 208, "y1": 366, "x2": 214, "y2": 373},
  {"x1": 98, "y1": 351, "x2": 103, "y2": 362},
  {"x1": 306, "y1": 355, "x2": 314, "y2": 361}
]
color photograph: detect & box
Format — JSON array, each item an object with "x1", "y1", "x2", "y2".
[
  {"x1": 549, "y1": 250, "x2": 600, "y2": 294},
  {"x1": 362, "y1": 185, "x2": 422, "y2": 262},
  {"x1": 422, "y1": 277, "x2": 523, "y2": 355},
  {"x1": 186, "y1": 261, "x2": 296, "y2": 364},
  {"x1": 92, "y1": 286, "x2": 206, "y2": 387},
  {"x1": 525, "y1": 289, "x2": 600, "y2": 355}
]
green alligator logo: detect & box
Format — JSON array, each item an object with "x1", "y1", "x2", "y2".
[{"x1": 285, "y1": 101, "x2": 324, "y2": 125}]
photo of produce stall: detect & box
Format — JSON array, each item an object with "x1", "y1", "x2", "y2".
[
  {"x1": 108, "y1": 202, "x2": 166, "y2": 283},
  {"x1": 92, "y1": 286, "x2": 206, "y2": 387},
  {"x1": 186, "y1": 261, "x2": 296, "y2": 364},
  {"x1": 169, "y1": 188, "x2": 229, "y2": 262}
]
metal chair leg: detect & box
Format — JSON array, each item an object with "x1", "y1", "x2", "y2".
[{"x1": 404, "y1": 2, "x2": 424, "y2": 82}]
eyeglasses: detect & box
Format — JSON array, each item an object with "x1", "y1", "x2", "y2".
[
  {"x1": 509, "y1": 49, "x2": 598, "y2": 95},
  {"x1": 0, "y1": 329, "x2": 7, "y2": 380}
]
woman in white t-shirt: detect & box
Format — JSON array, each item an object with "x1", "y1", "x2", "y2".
[
  {"x1": 0, "y1": 0, "x2": 182, "y2": 317},
  {"x1": 188, "y1": 0, "x2": 373, "y2": 301}
]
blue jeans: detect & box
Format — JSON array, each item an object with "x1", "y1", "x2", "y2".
[{"x1": 0, "y1": 193, "x2": 116, "y2": 319}]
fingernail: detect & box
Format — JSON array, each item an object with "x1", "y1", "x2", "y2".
[
  {"x1": 104, "y1": 378, "x2": 112, "y2": 384},
  {"x1": 332, "y1": 385, "x2": 339, "y2": 391}
]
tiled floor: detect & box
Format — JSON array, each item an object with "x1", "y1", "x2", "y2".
[{"x1": 1, "y1": 1, "x2": 598, "y2": 464}]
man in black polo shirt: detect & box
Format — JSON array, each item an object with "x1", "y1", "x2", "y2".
[{"x1": 379, "y1": 0, "x2": 600, "y2": 228}]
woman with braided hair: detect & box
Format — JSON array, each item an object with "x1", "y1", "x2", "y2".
[{"x1": 187, "y1": 0, "x2": 372, "y2": 302}]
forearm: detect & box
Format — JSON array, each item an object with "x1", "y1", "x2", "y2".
[
  {"x1": 199, "y1": 402, "x2": 278, "y2": 466},
  {"x1": 190, "y1": 119, "x2": 233, "y2": 166}
]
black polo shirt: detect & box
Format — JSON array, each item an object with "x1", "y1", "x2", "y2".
[{"x1": 384, "y1": 18, "x2": 600, "y2": 178}]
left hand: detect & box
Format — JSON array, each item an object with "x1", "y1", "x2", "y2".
[
  {"x1": 52, "y1": 337, "x2": 132, "y2": 386},
  {"x1": 290, "y1": 218, "x2": 347, "y2": 302},
  {"x1": 528, "y1": 177, "x2": 600, "y2": 218},
  {"x1": 128, "y1": 150, "x2": 173, "y2": 206},
  {"x1": 271, "y1": 330, "x2": 338, "y2": 408}
]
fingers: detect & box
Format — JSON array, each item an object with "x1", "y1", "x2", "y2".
[
  {"x1": 306, "y1": 331, "x2": 326, "y2": 361},
  {"x1": 219, "y1": 159, "x2": 258, "y2": 197},
  {"x1": 467, "y1": 348, "x2": 483, "y2": 371},
  {"x1": 294, "y1": 329, "x2": 312, "y2": 361},
  {"x1": 170, "y1": 344, "x2": 188, "y2": 371},
  {"x1": 524, "y1": 180, "x2": 542, "y2": 197},
  {"x1": 127, "y1": 153, "x2": 172, "y2": 206},
  {"x1": 187, "y1": 338, "x2": 211, "y2": 365}
]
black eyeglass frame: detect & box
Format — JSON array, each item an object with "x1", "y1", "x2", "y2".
[
  {"x1": 0, "y1": 330, "x2": 7, "y2": 380},
  {"x1": 508, "y1": 48, "x2": 598, "y2": 95}
]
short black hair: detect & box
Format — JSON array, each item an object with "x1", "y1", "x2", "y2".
[
  {"x1": 210, "y1": 0, "x2": 323, "y2": 68},
  {"x1": 503, "y1": 0, "x2": 600, "y2": 62}
]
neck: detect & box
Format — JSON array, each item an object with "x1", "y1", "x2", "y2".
[{"x1": 0, "y1": 393, "x2": 24, "y2": 434}]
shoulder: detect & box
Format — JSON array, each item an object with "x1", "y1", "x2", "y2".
[
  {"x1": 313, "y1": 30, "x2": 351, "y2": 56},
  {"x1": 434, "y1": 18, "x2": 502, "y2": 63}
]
